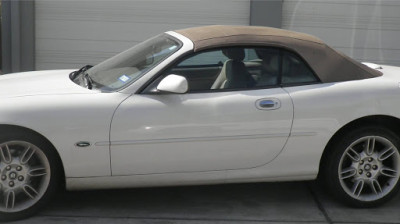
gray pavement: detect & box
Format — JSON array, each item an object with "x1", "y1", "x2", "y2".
[{"x1": 12, "y1": 181, "x2": 400, "y2": 224}]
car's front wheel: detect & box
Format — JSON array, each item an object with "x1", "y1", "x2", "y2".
[
  {"x1": 0, "y1": 131, "x2": 61, "y2": 221},
  {"x1": 324, "y1": 126, "x2": 400, "y2": 207}
]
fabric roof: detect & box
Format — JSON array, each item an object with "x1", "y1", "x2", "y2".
[{"x1": 175, "y1": 25, "x2": 382, "y2": 83}]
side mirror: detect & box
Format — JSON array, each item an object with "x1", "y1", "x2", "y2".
[{"x1": 157, "y1": 74, "x2": 188, "y2": 94}]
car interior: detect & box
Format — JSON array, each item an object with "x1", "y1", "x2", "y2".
[{"x1": 145, "y1": 47, "x2": 318, "y2": 93}]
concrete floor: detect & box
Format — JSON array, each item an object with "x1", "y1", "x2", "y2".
[{"x1": 13, "y1": 181, "x2": 400, "y2": 224}]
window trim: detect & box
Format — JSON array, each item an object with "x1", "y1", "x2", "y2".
[{"x1": 139, "y1": 45, "x2": 322, "y2": 95}]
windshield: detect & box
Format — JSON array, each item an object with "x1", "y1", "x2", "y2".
[{"x1": 87, "y1": 34, "x2": 181, "y2": 91}]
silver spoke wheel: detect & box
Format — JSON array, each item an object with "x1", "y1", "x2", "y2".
[
  {"x1": 339, "y1": 136, "x2": 400, "y2": 202},
  {"x1": 0, "y1": 141, "x2": 50, "y2": 213}
]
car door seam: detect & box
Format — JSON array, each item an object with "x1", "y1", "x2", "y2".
[{"x1": 108, "y1": 93, "x2": 133, "y2": 176}]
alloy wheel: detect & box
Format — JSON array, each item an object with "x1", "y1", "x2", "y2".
[
  {"x1": 338, "y1": 136, "x2": 400, "y2": 201},
  {"x1": 0, "y1": 141, "x2": 51, "y2": 213}
]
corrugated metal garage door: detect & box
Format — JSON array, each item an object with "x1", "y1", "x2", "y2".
[
  {"x1": 35, "y1": 0, "x2": 250, "y2": 70},
  {"x1": 282, "y1": 0, "x2": 400, "y2": 66}
]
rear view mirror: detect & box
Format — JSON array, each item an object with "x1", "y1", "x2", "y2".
[{"x1": 157, "y1": 74, "x2": 188, "y2": 94}]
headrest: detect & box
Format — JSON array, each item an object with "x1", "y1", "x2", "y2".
[
  {"x1": 222, "y1": 49, "x2": 245, "y2": 61},
  {"x1": 255, "y1": 48, "x2": 278, "y2": 60}
]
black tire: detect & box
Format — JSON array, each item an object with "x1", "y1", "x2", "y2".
[
  {"x1": 0, "y1": 130, "x2": 62, "y2": 222},
  {"x1": 323, "y1": 126, "x2": 400, "y2": 207}
]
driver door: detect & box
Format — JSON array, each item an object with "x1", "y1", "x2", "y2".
[{"x1": 110, "y1": 47, "x2": 293, "y2": 176}]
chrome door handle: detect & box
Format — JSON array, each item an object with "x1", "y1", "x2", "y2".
[
  {"x1": 255, "y1": 98, "x2": 281, "y2": 110},
  {"x1": 259, "y1": 100, "x2": 275, "y2": 108}
]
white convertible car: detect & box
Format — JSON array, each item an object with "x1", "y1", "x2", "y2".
[{"x1": 1, "y1": 25, "x2": 400, "y2": 220}]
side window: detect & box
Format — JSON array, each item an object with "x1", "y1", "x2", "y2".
[
  {"x1": 144, "y1": 47, "x2": 281, "y2": 93},
  {"x1": 178, "y1": 51, "x2": 227, "y2": 67},
  {"x1": 253, "y1": 48, "x2": 280, "y2": 87},
  {"x1": 281, "y1": 51, "x2": 318, "y2": 85}
]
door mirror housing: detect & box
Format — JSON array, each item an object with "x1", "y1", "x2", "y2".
[{"x1": 157, "y1": 74, "x2": 188, "y2": 94}]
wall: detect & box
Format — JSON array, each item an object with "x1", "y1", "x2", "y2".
[
  {"x1": 35, "y1": 0, "x2": 250, "y2": 70},
  {"x1": 282, "y1": 0, "x2": 400, "y2": 66}
]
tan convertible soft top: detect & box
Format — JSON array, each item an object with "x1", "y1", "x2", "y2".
[{"x1": 175, "y1": 25, "x2": 382, "y2": 83}]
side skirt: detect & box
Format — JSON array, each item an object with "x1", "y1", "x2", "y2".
[{"x1": 66, "y1": 172, "x2": 316, "y2": 191}]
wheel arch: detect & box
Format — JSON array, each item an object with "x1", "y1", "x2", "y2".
[
  {"x1": 0, "y1": 124, "x2": 66, "y2": 189},
  {"x1": 318, "y1": 115, "x2": 400, "y2": 178}
]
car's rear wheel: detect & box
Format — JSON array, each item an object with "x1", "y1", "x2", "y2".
[
  {"x1": 0, "y1": 132, "x2": 61, "y2": 221},
  {"x1": 324, "y1": 126, "x2": 400, "y2": 207}
]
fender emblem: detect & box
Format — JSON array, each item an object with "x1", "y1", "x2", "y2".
[{"x1": 75, "y1": 141, "x2": 91, "y2": 148}]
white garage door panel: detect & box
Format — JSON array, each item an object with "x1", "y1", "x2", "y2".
[
  {"x1": 335, "y1": 47, "x2": 400, "y2": 66},
  {"x1": 36, "y1": 20, "x2": 193, "y2": 42},
  {"x1": 35, "y1": 0, "x2": 250, "y2": 70},
  {"x1": 284, "y1": 1, "x2": 400, "y2": 26},
  {"x1": 36, "y1": 1, "x2": 249, "y2": 24},
  {"x1": 283, "y1": 0, "x2": 400, "y2": 66},
  {"x1": 286, "y1": 26, "x2": 400, "y2": 50},
  {"x1": 36, "y1": 39, "x2": 130, "y2": 67},
  {"x1": 36, "y1": 39, "x2": 136, "y2": 54}
]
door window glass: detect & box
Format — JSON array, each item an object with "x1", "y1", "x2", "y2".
[
  {"x1": 281, "y1": 51, "x2": 318, "y2": 85},
  {"x1": 146, "y1": 47, "x2": 281, "y2": 93},
  {"x1": 144, "y1": 47, "x2": 320, "y2": 94}
]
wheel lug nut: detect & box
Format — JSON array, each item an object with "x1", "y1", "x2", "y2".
[
  {"x1": 1, "y1": 175, "x2": 6, "y2": 181},
  {"x1": 6, "y1": 166, "x2": 11, "y2": 171},
  {"x1": 368, "y1": 158, "x2": 373, "y2": 162},
  {"x1": 366, "y1": 172, "x2": 372, "y2": 178},
  {"x1": 359, "y1": 169, "x2": 363, "y2": 174},
  {"x1": 360, "y1": 160, "x2": 364, "y2": 165},
  {"x1": 372, "y1": 165, "x2": 378, "y2": 170},
  {"x1": 9, "y1": 181, "x2": 14, "y2": 187},
  {"x1": 18, "y1": 176, "x2": 24, "y2": 181},
  {"x1": 16, "y1": 166, "x2": 22, "y2": 171}
]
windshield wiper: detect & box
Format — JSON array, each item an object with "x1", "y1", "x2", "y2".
[
  {"x1": 83, "y1": 73, "x2": 94, "y2": 90},
  {"x1": 69, "y1": 65, "x2": 93, "y2": 80},
  {"x1": 69, "y1": 65, "x2": 95, "y2": 89}
]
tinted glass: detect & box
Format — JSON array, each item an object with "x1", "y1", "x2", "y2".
[
  {"x1": 178, "y1": 51, "x2": 227, "y2": 66},
  {"x1": 148, "y1": 47, "x2": 281, "y2": 93},
  {"x1": 281, "y1": 51, "x2": 318, "y2": 85}
]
